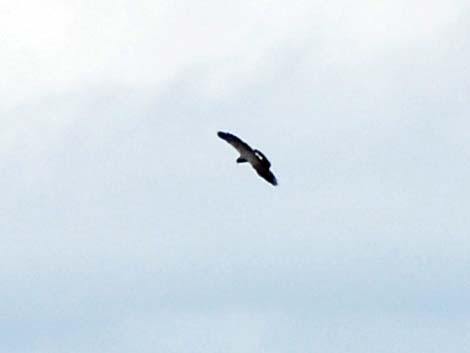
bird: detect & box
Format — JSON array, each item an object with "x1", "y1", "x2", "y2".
[{"x1": 217, "y1": 131, "x2": 278, "y2": 186}]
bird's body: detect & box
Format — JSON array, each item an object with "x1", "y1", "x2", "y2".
[{"x1": 217, "y1": 131, "x2": 278, "y2": 186}]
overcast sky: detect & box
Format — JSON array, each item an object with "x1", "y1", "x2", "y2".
[{"x1": 1, "y1": 1, "x2": 470, "y2": 352}]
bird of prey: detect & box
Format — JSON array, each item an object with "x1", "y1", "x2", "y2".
[{"x1": 217, "y1": 131, "x2": 278, "y2": 186}]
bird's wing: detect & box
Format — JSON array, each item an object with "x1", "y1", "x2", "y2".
[
  {"x1": 253, "y1": 163, "x2": 278, "y2": 186},
  {"x1": 253, "y1": 149, "x2": 271, "y2": 168},
  {"x1": 217, "y1": 131, "x2": 253, "y2": 155}
]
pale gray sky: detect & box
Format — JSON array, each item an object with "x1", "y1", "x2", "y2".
[{"x1": 1, "y1": 1, "x2": 470, "y2": 352}]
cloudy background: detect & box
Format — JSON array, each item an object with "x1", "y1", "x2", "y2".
[{"x1": 2, "y1": 1, "x2": 470, "y2": 352}]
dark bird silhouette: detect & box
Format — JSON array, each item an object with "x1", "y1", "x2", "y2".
[{"x1": 217, "y1": 131, "x2": 278, "y2": 186}]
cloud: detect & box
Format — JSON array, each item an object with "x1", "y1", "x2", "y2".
[
  {"x1": 2, "y1": 1, "x2": 470, "y2": 353},
  {"x1": 2, "y1": 0, "x2": 469, "y2": 107}
]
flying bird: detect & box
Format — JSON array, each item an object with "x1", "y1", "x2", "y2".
[{"x1": 217, "y1": 131, "x2": 278, "y2": 186}]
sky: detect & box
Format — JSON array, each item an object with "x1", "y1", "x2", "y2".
[{"x1": 1, "y1": 1, "x2": 470, "y2": 352}]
